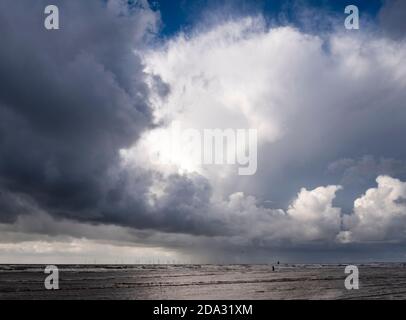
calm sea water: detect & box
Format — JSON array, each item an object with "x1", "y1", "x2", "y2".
[{"x1": 1, "y1": 264, "x2": 406, "y2": 300}]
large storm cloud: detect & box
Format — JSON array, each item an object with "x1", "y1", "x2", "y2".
[
  {"x1": 1, "y1": 0, "x2": 406, "y2": 262},
  {"x1": 0, "y1": 0, "x2": 157, "y2": 223}
]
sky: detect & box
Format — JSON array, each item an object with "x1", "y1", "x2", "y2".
[
  {"x1": 0, "y1": 0, "x2": 406, "y2": 263},
  {"x1": 151, "y1": 0, "x2": 383, "y2": 36}
]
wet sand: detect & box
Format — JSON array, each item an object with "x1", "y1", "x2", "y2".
[{"x1": 1, "y1": 264, "x2": 406, "y2": 300}]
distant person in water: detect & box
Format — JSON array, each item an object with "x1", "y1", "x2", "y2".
[{"x1": 272, "y1": 266, "x2": 275, "y2": 272}]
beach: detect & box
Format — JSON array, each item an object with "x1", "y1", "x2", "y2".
[{"x1": 1, "y1": 264, "x2": 406, "y2": 300}]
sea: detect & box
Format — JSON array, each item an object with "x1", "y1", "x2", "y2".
[{"x1": 1, "y1": 263, "x2": 406, "y2": 300}]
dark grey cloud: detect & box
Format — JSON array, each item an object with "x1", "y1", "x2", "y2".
[
  {"x1": 328, "y1": 156, "x2": 406, "y2": 186},
  {"x1": 0, "y1": 0, "x2": 218, "y2": 240},
  {"x1": 0, "y1": 0, "x2": 156, "y2": 223},
  {"x1": 379, "y1": 0, "x2": 406, "y2": 39},
  {"x1": 0, "y1": 1, "x2": 220, "y2": 238}
]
